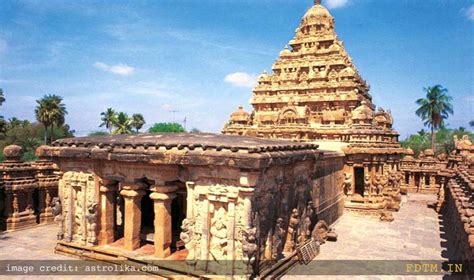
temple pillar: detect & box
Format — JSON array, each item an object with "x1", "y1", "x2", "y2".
[
  {"x1": 98, "y1": 181, "x2": 118, "y2": 245},
  {"x1": 120, "y1": 186, "x2": 146, "y2": 251},
  {"x1": 150, "y1": 185, "x2": 177, "y2": 258}
]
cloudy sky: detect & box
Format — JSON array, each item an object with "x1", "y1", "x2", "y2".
[{"x1": 0, "y1": 0, "x2": 473, "y2": 137}]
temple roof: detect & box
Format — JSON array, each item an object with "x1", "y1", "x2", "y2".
[{"x1": 37, "y1": 133, "x2": 322, "y2": 169}]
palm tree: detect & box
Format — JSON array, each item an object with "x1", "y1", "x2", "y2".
[
  {"x1": 470, "y1": 120, "x2": 474, "y2": 128},
  {"x1": 100, "y1": 108, "x2": 117, "y2": 133},
  {"x1": 0, "y1": 88, "x2": 5, "y2": 106},
  {"x1": 131, "y1": 113, "x2": 145, "y2": 133},
  {"x1": 35, "y1": 94, "x2": 68, "y2": 144},
  {"x1": 415, "y1": 85, "x2": 453, "y2": 152},
  {"x1": 113, "y1": 112, "x2": 132, "y2": 134}
]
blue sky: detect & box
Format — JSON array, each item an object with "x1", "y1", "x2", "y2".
[{"x1": 0, "y1": 0, "x2": 473, "y2": 138}]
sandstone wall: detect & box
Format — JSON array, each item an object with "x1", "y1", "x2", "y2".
[{"x1": 0, "y1": 145, "x2": 60, "y2": 231}]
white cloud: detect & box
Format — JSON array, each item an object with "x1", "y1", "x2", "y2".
[
  {"x1": 465, "y1": 5, "x2": 474, "y2": 21},
  {"x1": 0, "y1": 39, "x2": 8, "y2": 53},
  {"x1": 93, "y1": 61, "x2": 135, "y2": 76},
  {"x1": 224, "y1": 72, "x2": 257, "y2": 88},
  {"x1": 324, "y1": 0, "x2": 349, "y2": 9}
]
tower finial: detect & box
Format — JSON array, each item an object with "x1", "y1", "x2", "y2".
[{"x1": 315, "y1": 0, "x2": 321, "y2": 5}]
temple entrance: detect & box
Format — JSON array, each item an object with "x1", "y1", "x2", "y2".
[
  {"x1": 171, "y1": 193, "x2": 186, "y2": 252},
  {"x1": 140, "y1": 189, "x2": 154, "y2": 244},
  {"x1": 115, "y1": 191, "x2": 124, "y2": 241},
  {"x1": 354, "y1": 167, "x2": 365, "y2": 196},
  {"x1": 33, "y1": 188, "x2": 40, "y2": 223},
  {"x1": 415, "y1": 174, "x2": 420, "y2": 190}
]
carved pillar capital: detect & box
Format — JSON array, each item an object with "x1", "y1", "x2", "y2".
[
  {"x1": 150, "y1": 185, "x2": 178, "y2": 194},
  {"x1": 120, "y1": 189, "x2": 146, "y2": 199},
  {"x1": 100, "y1": 184, "x2": 118, "y2": 193},
  {"x1": 150, "y1": 192, "x2": 176, "y2": 202}
]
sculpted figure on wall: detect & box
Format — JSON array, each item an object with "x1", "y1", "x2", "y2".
[
  {"x1": 85, "y1": 203, "x2": 98, "y2": 245},
  {"x1": 343, "y1": 173, "x2": 352, "y2": 195},
  {"x1": 241, "y1": 227, "x2": 258, "y2": 266},
  {"x1": 180, "y1": 218, "x2": 196, "y2": 265},
  {"x1": 283, "y1": 209, "x2": 299, "y2": 254},
  {"x1": 298, "y1": 201, "x2": 314, "y2": 244},
  {"x1": 51, "y1": 197, "x2": 63, "y2": 240},
  {"x1": 210, "y1": 206, "x2": 228, "y2": 261},
  {"x1": 271, "y1": 218, "x2": 286, "y2": 260}
]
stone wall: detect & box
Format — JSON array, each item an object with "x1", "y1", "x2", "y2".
[
  {"x1": 0, "y1": 145, "x2": 60, "y2": 231},
  {"x1": 436, "y1": 136, "x2": 474, "y2": 275}
]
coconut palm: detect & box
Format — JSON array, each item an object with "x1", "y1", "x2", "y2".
[
  {"x1": 0, "y1": 88, "x2": 5, "y2": 106},
  {"x1": 112, "y1": 112, "x2": 132, "y2": 134},
  {"x1": 131, "y1": 113, "x2": 145, "y2": 133},
  {"x1": 415, "y1": 85, "x2": 453, "y2": 152},
  {"x1": 100, "y1": 108, "x2": 117, "y2": 133},
  {"x1": 35, "y1": 94, "x2": 68, "y2": 144}
]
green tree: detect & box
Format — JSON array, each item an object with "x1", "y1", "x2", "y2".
[
  {"x1": 100, "y1": 108, "x2": 117, "y2": 133},
  {"x1": 415, "y1": 85, "x2": 453, "y2": 152},
  {"x1": 113, "y1": 112, "x2": 132, "y2": 134},
  {"x1": 148, "y1": 122, "x2": 185, "y2": 133},
  {"x1": 35, "y1": 94, "x2": 68, "y2": 144},
  {"x1": 131, "y1": 113, "x2": 145, "y2": 133},
  {"x1": 189, "y1": 128, "x2": 201, "y2": 133},
  {"x1": 470, "y1": 120, "x2": 474, "y2": 128}
]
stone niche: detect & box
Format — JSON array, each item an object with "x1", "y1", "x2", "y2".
[
  {"x1": 0, "y1": 145, "x2": 59, "y2": 231},
  {"x1": 38, "y1": 133, "x2": 345, "y2": 277}
]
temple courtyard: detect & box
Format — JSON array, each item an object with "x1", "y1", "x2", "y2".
[{"x1": 0, "y1": 193, "x2": 452, "y2": 279}]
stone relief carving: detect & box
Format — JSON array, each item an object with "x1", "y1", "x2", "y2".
[
  {"x1": 209, "y1": 205, "x2": 228, "y2": 262},
  {"x1": 58, "y1": 171, "x2": 98, "y2": 246},
  {"x1": 51, "y1": 197, "x2": 63, "y2": 240},
  {"x1": 343, "y1": 173, "x2": 352, "y2": 195},
  {"x1": 283, "y1": 208, "x2": 299, "y2": 254},
  {"x1": 85, "y1": 203, "x2": 98, "y2": 245},
  {"x1": 271, "y1": 218, "x2": 286, "y2": 260},
  {"x1": 241, "y1": 227, "x2": 257, "y2": 266}
]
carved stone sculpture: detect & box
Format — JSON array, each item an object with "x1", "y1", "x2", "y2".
[
  {"x1": 271, "y1": 218, "x2": 286, "y2": 260},
  {"x1": 51, "y1": 197, "x2": 63, "y2": 240},
  {"x1": 241, "y1": 227, "x2": 258, "y2": 266},
  {"x1": 343, "y1": 173, "x2": 352, "y2": 195},
  {"x1": 283, "y1": 209, "x2": 299, "y2": 254},
  {"x1": 85, "y1": 203, "x2": 98, "y2": 245}
]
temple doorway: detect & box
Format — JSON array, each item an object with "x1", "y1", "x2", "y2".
[
  {"x1": 140, "y1": 189, "x2": 154, "y2": 244},
  {"x1": 354, "y1": 167, "x2": 365, "y2": 196},
  {"x1": 114, "y1": 192, "x2": 124, "y2": 241},
  {"x1": 415, "y1": 174, "x2": 420, "y2": 190},
  {"x1": 171, "y1": 192, "x2": 186, "y2": 252},
  {"x1": 33, "y1": 188, "x2": 40, "y2": 223}
]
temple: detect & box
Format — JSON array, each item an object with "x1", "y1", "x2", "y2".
[
  {"x1": 36, "y1": 133, "x2": 345, "y2": 277},
  {"x1": 1, "y1": 1, "x2": 473, "y2": 278},
  {"x1": 223, "y1": 1, "x2": 405, "y2": 213}
]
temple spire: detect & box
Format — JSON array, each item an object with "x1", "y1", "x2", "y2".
[{"x1": 314, "y1": 0, "x2": 321, "y2": 5}]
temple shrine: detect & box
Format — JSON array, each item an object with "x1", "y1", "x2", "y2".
[{"x1": 223, "y1": 1, "x2": 405, "y2": 213}]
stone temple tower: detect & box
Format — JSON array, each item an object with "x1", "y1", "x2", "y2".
[{"x1": 223, "y1": 1, "x2": 406, "y2": 212}]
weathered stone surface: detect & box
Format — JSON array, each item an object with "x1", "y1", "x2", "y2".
[{"x1": 0, "y1": 145, "x2": 60, "y2": 231}]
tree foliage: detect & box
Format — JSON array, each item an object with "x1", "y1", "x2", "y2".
[
  {"x1": 99, "y1": 108, "x2": 145, "y2": 135},
  {"x1": 35, "y1": 94, "x2": 68, "y2": 144},
  {"x1": 131, "y1": 113, "x2": 146, "y2": 132},
  {"x1": 400, "y1": 127, "x2": 473, "y2": 157},
  {"x1": 148, "y1": 122, "x2": 185, "y2": 133},
  {"x1": 0, "y1": 120, "x2": 74, "y2": 161},
  {"x1": 415, "y1": 85, "x2": 453, "y2": 151},
  {"x1": 99, "y1": 108, "x2": 117, "y2": 133}
]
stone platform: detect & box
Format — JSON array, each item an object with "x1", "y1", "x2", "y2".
[{"x1": 0, "y1": 194, "x2": 458, "y2": 279}]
